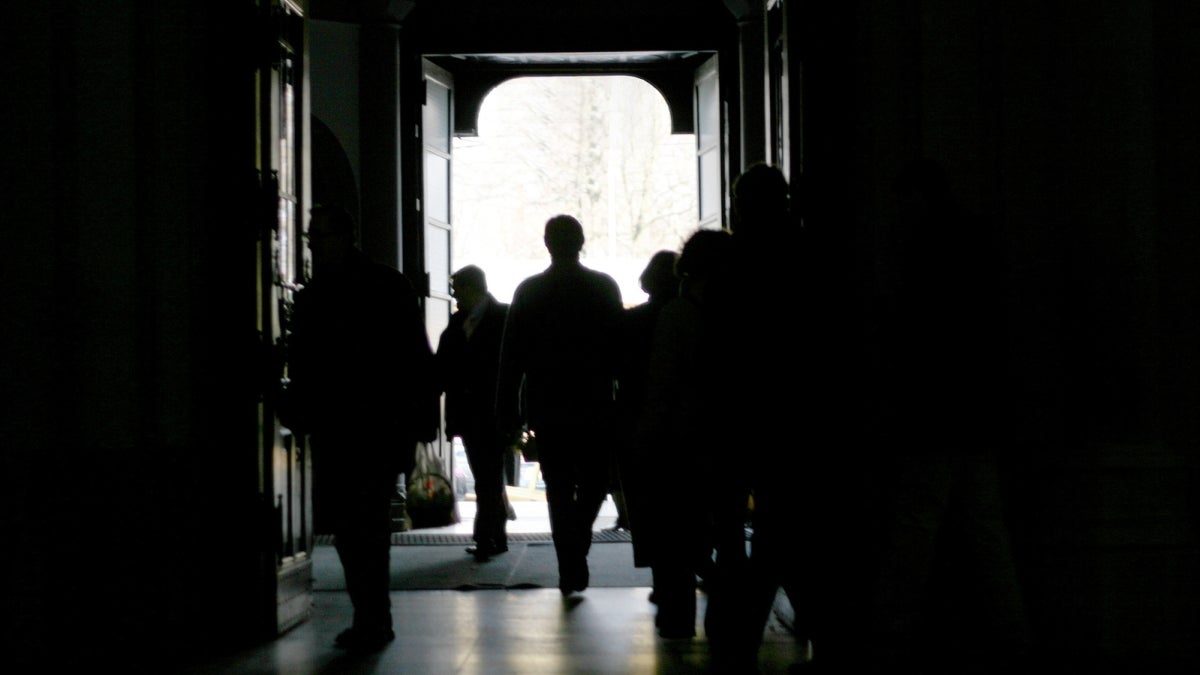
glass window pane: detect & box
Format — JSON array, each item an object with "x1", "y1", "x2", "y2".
[
  {"x1": 697, "y1": 76, "x2": 718, "y2": 149},
  {"x1": 426, "y1": 299, "x2": 449, "y2": 344},
  {"x1": 699, "y1": 148, "x2": 719, "y2": 221},
  {"x1": 426, "y1": 225, "x2": 450, "y2": 295},
  {"x1": 425, "y1": 153, "x2": 449, "y2": 222},
  {"x1": 425, "y1": 80, "x2": 451, "y2": 153}
]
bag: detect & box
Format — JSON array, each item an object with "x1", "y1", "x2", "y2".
[
  {"x1": 514, "y1": 428, "x2": 538, "y2": 463},
  {"x1": 405, "y1": 442, "x2": 459, "y2": 529}
]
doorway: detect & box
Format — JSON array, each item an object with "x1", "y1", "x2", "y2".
[
  {"x1": 450, "y1": 74, "x2": 699, "y2": 305},
  {"x1": 440, "y1": 74, "x2": 701, "y2": 514}
]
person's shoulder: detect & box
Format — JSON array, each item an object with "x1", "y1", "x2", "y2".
[
  {"x1": 585, "y1": 264, "x2": 617, "y2": 280},
  {"x1": 516, "y1": 268, "x2": 548, "y2": 286},
  {"x1": 658, "y1": 296, "x2": 693, "y2": 321},
  {"x1": 436, "y1": 315, "x2": 461, "y2": 346},
  {"x1": 513, "y1": 269, "x2": 551, "y2": 295},
  {"x1": 619, "y1": 301, "x2": 658, "y2": 331},
  {"x1": 624, "y1": 301, "x2": 655, "y2": 319},
  {"x1": 583, "y1": 265, "x2": 621, "y2": 289},
  {"x1": 365, "y1": 259, "x2": 417, "y2": 292}
]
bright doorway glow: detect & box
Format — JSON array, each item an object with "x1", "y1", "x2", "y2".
[{"x1": 451, "y1": 76, "x2": 699, "y2": 306}]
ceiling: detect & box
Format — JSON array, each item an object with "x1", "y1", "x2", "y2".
[{"x1": 309, "y1": 1, "x2": 744, "y2": 135}]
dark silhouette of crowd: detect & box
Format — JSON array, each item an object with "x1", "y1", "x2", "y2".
[
  {"x1": 288, "y1": 162, "x2": 1031, "y2": 672},
  {"x1": 632, "y1": 229, "x2": 731, "y2": 639}
]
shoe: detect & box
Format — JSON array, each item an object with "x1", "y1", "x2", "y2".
[
  {"x1": 559, "y1": 581, "x2": 587, "y2": 597},
  {"x1": 466, "y1": 544, "x2": 508, "y2": 560},
  {"x1": 334, "y1": 625, "x2": 395, "y2": 652},
  {"x1": 559, "y1": 565, "x2": 589, "y2": 595},
  {"x1": 655, "y1": 604, "x2": 696, "y2": 639},
  {"x1": 657, "y1": 623, "x2": 696, "y2": 640}
]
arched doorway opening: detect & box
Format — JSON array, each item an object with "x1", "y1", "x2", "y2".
[{"x1": 443, "y1": 73, "x2": 701, "y2": 524}]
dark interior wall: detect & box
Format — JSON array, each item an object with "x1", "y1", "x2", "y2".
[
  {"x1": 3, "y1": 1, "x2": 273, "y2": 667},
  {"x1": 1153, "y1": 6, "x2": 1200, "y2": 663},
  {"x1": 310, "y1": 19, "x2": 362, "y2": 219},
  {"x1": 1154, "y1": 4, "x2": 1200, "y2": 485},
  {"x1": 798, "y1": 1, "x2": 1200, "y2": 669},
  {"x1": 986, "y1": 5, "x2": 1197, "y2": 668}
]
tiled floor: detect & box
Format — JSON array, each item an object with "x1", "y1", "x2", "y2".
[{"x1": 176, "y1": 494, "x2": 808, "y2": 674}]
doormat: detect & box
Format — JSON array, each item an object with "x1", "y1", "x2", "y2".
[
  {"x1": 312, "y1": 538, "x2": 652, "y2": 591},
  {"x1": 314, "y1": 528, "x2": 633, "y2": 547}
]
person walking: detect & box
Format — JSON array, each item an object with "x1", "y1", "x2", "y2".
[
  {"x1": 612, "y1": 249, "x2": 679, "y2": 544},
  {"x1": 700, "y1": 163, "x2": 806, "y2": 668},
  {"x1": 634, "y1": 229, "x2": 731, "y2": 638},
  {"x1": 496, "y1": 214, "x2": 624, "y2": 596},
  {"x1": 436, "y1": 264, "x2": 512, "y2": 561},
  {"x1": 284, "y1": 204, "x2": 438, "y2": 652}
]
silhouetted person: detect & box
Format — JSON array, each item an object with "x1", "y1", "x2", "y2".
[
  {"x1": 634, "y1": 229, "x2": 731, "y2": 638},
  {"x1": 285, "y1": 204, "x2": 438, "y2": 652},
  {"x1": 782, "y1": 169, "x2": 886, "y2": 674},
  {"x1": 496, "y1": 214, "x2": 624, "y2": 596},
  {"x1": 436, "y1": 265, "x2": 512, "y2": 561},
  {"x1": 869, "y1": 158, "x2": 1030, "y2": 672},
  {"x1": 700, "y1": 163, "x2": 805, "y2": 669},
  {"x1": 612, "y1": 249, "x2": 679, "y2": 546}
]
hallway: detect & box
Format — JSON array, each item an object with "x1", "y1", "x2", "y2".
[{"x1": 174, "y1": 498, "x2": 808, "y2": 674}]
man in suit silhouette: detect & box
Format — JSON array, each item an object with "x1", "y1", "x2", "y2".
[
  {"x1": 436, "y1": 264, "x2": 512, "y2": 560},
  {"x1": 496, "y1": 214, "x2": 624, "y2": 596}
]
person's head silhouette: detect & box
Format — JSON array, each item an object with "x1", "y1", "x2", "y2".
[
  {"x1": 639, "y1": 250, "x2": 679, "y2": 301},
  {"x1": 731, "y1": 162, "x2": 790, "y2": 237},
  {"x1": 676, "y1": 228, "x2": 732, "y2": 287},
  {"x1": 544, "y1": 215, "x2": 586, "y2": 261},
  {"x1": 308, "y1": 203, "x2": 358, "y2": 273},
  {"x1": 450, "y1": 264, "x2": 489, "y2": 314}
]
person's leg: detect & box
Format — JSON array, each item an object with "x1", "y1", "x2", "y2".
[
  {"x1": 703, "y1": 477, "x2": 751, "y2": 644},
  {"x1": 607, "y1": 451, "x2": 631, "y2": 530},
  {"x1": 952, "y1": 452, "x2": 1031, "y2": 663},
  {"x1": 650, "y1": 495, "x2": 699, "y2": 638},
  {"x1": 566, "y1": 425, "x2": 614, "y2": 588},
  {"x1": 464, "y1": 432, "x2": 508, "y2": 553},
  {"x1": 869, "y1": 452, "x2": 953, "y2": 666},
  {"x1": 504, "y1": 444, "x2": 518, "y2": 487},
  {"x1": 535, "y1": 429, "x2": 583, "y2": 592},
  {"x1": 331, "y1": 467, "x2": 397, "y2": 650},
  {"x1": 463, "y1": 439, "x2": 487, "y2": 547},
  {"x1": 572, "y1": 432, "x2": 612, "y2": 566},
  {"x1": 652, "y1": 560, "x2": 697, "y2": 638},
  {"x1": 538, "y1": 425, "x2": 610, "y2": 593},
  {"x1": 742, "y1": 482, "x2": 789, "y2": 653}
]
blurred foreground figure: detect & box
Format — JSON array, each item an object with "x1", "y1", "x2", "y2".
[{"x1": 286, "y1": 204, "x2": 437, "y2": 652}]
